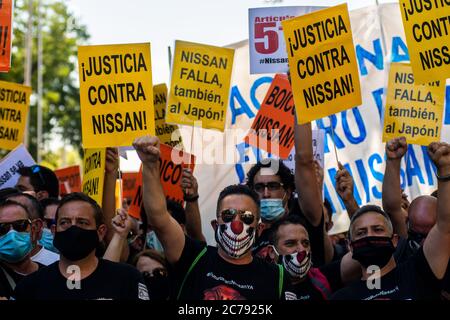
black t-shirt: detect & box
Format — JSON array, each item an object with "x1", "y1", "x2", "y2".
[
  {"x1": 331, "y1": 247, "x2": 441, "y2": 300},
  {"x1": 0, "y1": 262, "x2": 43, "y2": 299},
  {"x1": 172, "y1": 236, "x2": 288, "y2": 300},
  {"x1": 394, "y1": 237, "x2": 416, "y2": 264},
  {"x1": 14, "y1": 259, "x2": 149, "y2": 300},
  {"x1": 252, "y1": 228, "x2": 271, "y2": 258},
  {"x1": 285, "y1": 259, "x2": 343, "y2": 300}
]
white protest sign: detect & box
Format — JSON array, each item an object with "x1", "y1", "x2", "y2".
[
  {"x1": 249, "y1": 6, "x2": 323, "y2": 74},
  {"x1": 0, "y1": 144, "x2": 36, "y2": 189}
]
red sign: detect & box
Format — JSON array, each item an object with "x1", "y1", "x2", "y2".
[
  {"x1": 128, "y1": 144, "x2": 195, "y2": 219},
  {"x1": 54, "y1": 165, "x2": 82, "y2": 196},
  {"x1": 0, "y1": 0, "x2": 13, "y2": 72}
]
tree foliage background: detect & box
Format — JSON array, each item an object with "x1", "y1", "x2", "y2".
[{"x1": 0, "y1": 0, "x2": 89, "y2": 167}]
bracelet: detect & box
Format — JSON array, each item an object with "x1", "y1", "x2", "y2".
[
  {"x1": 436, "y1": 172, "x2": 450, "y2": 182},
  {"x1": 184, "y1": 194, "x2": 199, "y2": 202}
]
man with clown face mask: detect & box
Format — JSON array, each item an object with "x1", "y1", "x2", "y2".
[
  {"x1": 134, "y1": 135, "x2": 289, "y2": 300},
  {"x1": 267, "y1": 214, "x2": 361, "y2": 300}
]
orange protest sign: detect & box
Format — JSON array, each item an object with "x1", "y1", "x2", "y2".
[
  {"x1": 245, "y1": 74, "x2": 295, "y2": 159},
  {"x1": 54, "y1": 165, "x2": 81, "y2": 196},
  {"x1": 121, "y1": 172, "x2": 138, "y2": 201},
  {"x1": 0, "y1": 0, "x2": 12, "y2": 72},
  {"x1": 128, "y1": 144, "x2": 195, "y2": 219}
]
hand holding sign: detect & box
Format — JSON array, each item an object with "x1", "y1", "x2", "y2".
[
  {"x1": 386, "y1": 137, "x2": 408, "y2": 161},
  {"x1": 335, "y1": 162, "x2": 355, "y2": 203},
  {"x1": 181, "y1": 168, "x2": 198, "y2": 198},
  {"x1": 133, "y1": 135, "x2": 161, "y2": 166}
]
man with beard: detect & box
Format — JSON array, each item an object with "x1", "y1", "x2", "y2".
[
  {"x1": 332, "y1": 142, "x2": 450, "y2": 300},
  {"x1": 134, "y1": 135, "x2": 289, "y2": 300},
  {"x1": 14, "y1": 193, "x2": 149, "y2": 300}
]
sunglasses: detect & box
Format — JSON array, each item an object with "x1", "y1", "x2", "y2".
[
  {"x1": 143, "y1": 268, "x2": 168, "y2": 278},
  {"x1": 253, "y1": 182, "x2": 284, "y2": 193},
  {"x1": 0, "y1": 219, "x2": 32, "y2": 236},
  {"x1": 220, "y1": 209, "x2": 255, "y2": 225}
]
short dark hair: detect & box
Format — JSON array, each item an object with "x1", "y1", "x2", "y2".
[
  {"x1": 0, "y1": 187, "x2": 20, "y2": 202},
  {"x1": 268, "y1": 214, "x2": 308, "y2": 246},
  {"x1": 132, "y1": 249, "x2": 168, "y2": 269},
  {"x1": 40, "y1": 197, "x2": 60, "y2": 213},
  {"x1": 0, "y1": 199, "x2": 31, "y2": 218},
  {"x1": 18, "y1": 165, "x2": 59, "y2": 198},
  {"x1": 323, "y1": 199, "x2": 333, "y2": 223},
  {"x1": 246, "y1": 159, "x2": 295, "y2": 190},
  {"x1": 349, "y1": 205, "x2": 393, "y2": 241},
  {"x1": 166, "y1": 200, "x2": 186, "y2": 225},
  {"x1": 7, "y1": 192, "x2": 43, "y2": 220},
  {"x1": 55, "y1": 192, "x2": 104, "y2": 227},
  {"x1": 430, "y1": 189, "x2": 438, "y2": 198},
  {"x1": 216, "y1": 184, "x2": 260, "y2": 217}
]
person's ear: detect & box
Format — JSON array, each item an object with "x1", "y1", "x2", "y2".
[
  {"x1": 257, "y1": 222, "x2": 265, "y2": 238},
  {"x1": 97, "y1": 224, "x2": 107, "y2": 241},
  {"x1": 30, "y1": 219, "x2": 43, "y2": 243},
  {"x1": 267, "y1": 245, "x2": 278, "y2": 262},
  {"x1": 35, "y1": 190, "x2": 49, "y2": 201},
  {"x1": 392, "y1": 233, "x2": 399, "y2": 248},
  {"x1": 210, "y1": 219, "x2": 218, "y2": 232}
]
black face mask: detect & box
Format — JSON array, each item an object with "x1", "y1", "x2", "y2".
[
  {"x1": 407, "y1": 229, "x2": 426, "y2": 251},
  {"x1": 143, "y1": 270, "x2": 170, "y2": 300},
  {"x1": 351, "y1": 236, "x2": 395, "y2": 269},
  {"x1": 54, "y1": 226, "x2": 99, "y2": 261}
]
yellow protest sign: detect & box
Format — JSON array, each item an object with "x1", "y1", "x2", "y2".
[
  {"x1": 0, "y1": 81, "x2": 31, "y2": 150},
  {"x1": 82, "y1": 148, "x2": 106, "y2": 206},
  {"x1": 78, "y1": 43, "x2": 155, "y2": 148},
  {"x1": 399, "y1": 0, "x2": 450, "y2": 84},
  {"x1": 153, "y1": 83, "x2": 183, "y2": 149},
  {"x1": 282, "y1": 3, "x2": 361, "y2": 124},
  {"x1": 166, "y1": 40, "x2": 235, "y2": 131},
  {"x1": 383, "y1": 63, "x2": 445, "y2": 146}
]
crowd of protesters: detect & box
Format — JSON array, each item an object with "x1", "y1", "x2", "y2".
[{"x1": 0, "y1": 117, "x2": 448, "y2": 301}]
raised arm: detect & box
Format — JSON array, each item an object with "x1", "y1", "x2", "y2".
[
  {"x1": 423, "y1": 142, "x2": 450, "y2": 279},
  {"x1": 133, "y1": 136, "x2": 185, "y2": 264},
  {"x1": 335, "y1": 162, "x2": 360, "y2": 218},
  {"x1": 382, "y1": 137, "x2": 408, "y2": 238},
  {"x1": 102, "y1": 147, "x2": 119, "y2": 244},
  {"x1": 181, "y1": 168, "x2": 206, "y2": 242},
  {"x1": 294, "y1": 122, "x2": 323, "y2": 226},
  {"x1": 103, "y1": 209, "x2": 132, "y2": 263}
]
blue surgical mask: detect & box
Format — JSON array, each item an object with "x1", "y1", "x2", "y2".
[
  {"x1": 0, "y1": 230, "x2": 33, "y2": 263},
  {"x1": 260, "y1": 199, "x2": 285, "y2": 222},
  {"x1": 39, "y1": 228, "x2": 59, "y2": 253},
  {"x1": 146, "y1": 231, "x2": 164, "y2": 253}
]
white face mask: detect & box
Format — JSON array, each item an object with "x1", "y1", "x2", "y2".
[
  {"x1": 215, "y1": 221, "x2": 256, "y2": 259},
  {"x1": 272, "y1": 245, "x2": 312, "y2": 280}
]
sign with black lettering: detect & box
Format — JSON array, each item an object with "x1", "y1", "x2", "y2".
[
  {"x1": 166, "y1": 40, "x2": 234, "y2": 131},
  {"x1": 82, "y1": 148, "x2": 106, "y2": 205},
  {"x1": 383, "y1": 62, "x2": 445, "y2": 145},
  {"x1": 0, "y1": 0, "x2": 12, "y2": 72},
  {"x1": 0, "y1": 80, "x2": 31, "y2": 150},
  {"x1": 245, "y1": 74, "x2": 295, "y2": 159},
  {"x1": 399, "y1": 0, "x2": 450, "y2": 84},
  {"x1": 0, "y1": 143, "x2": 35, "y2": 189},
  {"x1": 281, "y1": 3, "x2": 362, "y2": 124},
  {"x1": 128, "y1": 144, "x2": 195, "y2": 218},
  {"x1": 78, "y1": 43, "x2": 155, "y2": 148}
]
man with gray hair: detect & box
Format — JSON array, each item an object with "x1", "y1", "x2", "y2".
[{"x1": 332, "y1": 142, "x2": 450, "y2": 300}]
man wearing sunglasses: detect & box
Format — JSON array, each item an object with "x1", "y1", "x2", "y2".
[
  {"x1": 14, "y1": 192, "x2": 149, "y2": 300},
  {"x1": 134, "y1": 135, "x2": 288, "y2": 300},
  {"x1": 16, "y1": 165, "x2": 59, "y2": 201},
  {"x1": 0, "y1": 199, "x2": 41, "y2": 299}
]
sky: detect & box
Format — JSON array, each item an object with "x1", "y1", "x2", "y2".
[{"x1": 67, "y1": 0, "x2": 395, "y2": 85}]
